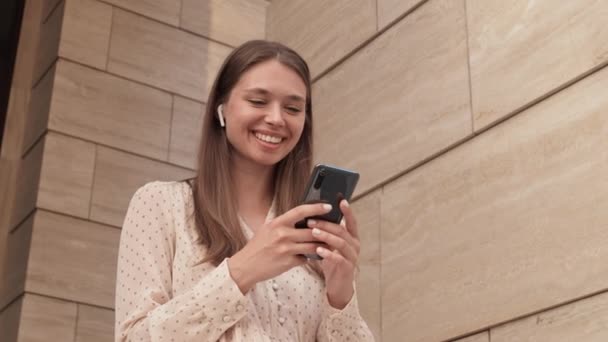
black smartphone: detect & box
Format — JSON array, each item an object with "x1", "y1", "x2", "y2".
[{"x1": 295, "y1": 164, "x2": 359, "y2": 259}]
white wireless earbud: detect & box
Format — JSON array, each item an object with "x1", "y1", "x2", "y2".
[{"x1": 217, "y1": 104, "x2": 225, "y2": 128}]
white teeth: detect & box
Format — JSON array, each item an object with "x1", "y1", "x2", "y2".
[{"x1": 254, "y1": 132, "x2": 283, "y2": 144}]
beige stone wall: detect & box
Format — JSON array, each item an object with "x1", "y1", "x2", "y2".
[
  {"x1": 0, "y1": 0, "x2": 268, "y2": 340},
  {"x1": 267, "y1": 0, "x2": 608, "y2": 341},
  {"x1": 3, "y1": 0, "x2": 608, "y2": 341}
]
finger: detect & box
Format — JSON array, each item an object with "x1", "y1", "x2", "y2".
[
  {"x1": 278, "y1": 227, "x2": 320, "y2": 243},
  {"x1": 289, "y1": 242, "x2": 328, "y2": 256},
  {"x1": 340, "y1": 200, "x2": 359, "y2": 239},
  {"x1": 316, "y1": 246, "x2": 354, "y2": 269},
  {"x1": 307, "y1": 219, "x2": 355, "y2": 247},
  {"x1": 276, "y1": 203, "x2": 332, "y2": 226},
  {"x1": 311, "y1": 228, "x2": 357, "y2": 263},
  {"x1": 309, "y1": 218, "x2": 360, "y2": 256}
]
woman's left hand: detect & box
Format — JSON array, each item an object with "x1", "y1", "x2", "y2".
[{"x1": 307, "y1": 199, "x2": 360, "y2": 309}]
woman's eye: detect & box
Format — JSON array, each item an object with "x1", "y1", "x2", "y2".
[
  {"x1": 286, "y1": 107, "x2": 302, "y2": 113},
  {"x1": 248, "y1": 99, "x2": 266, "y2": 106}
]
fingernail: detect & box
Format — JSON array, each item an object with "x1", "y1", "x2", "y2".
[
  {"x1": 316, "y1": 246, "x2": 327, "y2": 256},
  {"x1": 312, "y1": 228, "x2": 321, "y2": 236},
  {"x1": 308, "y1": 219, "x2": 317, "y2": 226},
  {"x1": 323, "y1": 204, "x2": 332, "y2": 211},
  {"x1": 343, "y1": 200, "x2": 350, "y2": 207}
]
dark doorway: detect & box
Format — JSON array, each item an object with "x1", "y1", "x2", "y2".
[{"x1": 0, "y1": 0, "x2": 26, "y2": 151}]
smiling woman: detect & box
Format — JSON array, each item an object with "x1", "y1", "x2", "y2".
[
  {"x1": 115, "y1": 40, "x2": 374, "y2": 341},
  {"x1": 222, "y1": 59, "x2": 307, "y2": 170}
]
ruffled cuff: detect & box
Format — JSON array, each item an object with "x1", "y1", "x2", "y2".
[
  {"x1": 320, "y1": 286, "x2": 374, "y2": 341},
  {"x1": 189, "y1": 258, "x2": 250, "y2": 329}
]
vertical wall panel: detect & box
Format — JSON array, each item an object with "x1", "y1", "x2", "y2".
[
  {"x1": 26, "y1": 210, "x2": 120, "y2": 308},
  {"x1": 312, "y1": 0, "x2": 471, "y2": 196},
  {"x1": 37, "y1": 132, "x2": 96, "y2": 218},
  {"x1": 266, "y1": 0, "x2": 376, "y2": 78},
  {"x1": 49, "y1": 59, "x2": 173, "y2": 160},
  {"x1": 102, "y1": 0, "x2": 181, "y2": 26},
  {"x1": 453, "y1": 332, "x2": 489, "y2": 342},
  {"x1": 181, "y1": 0, "x2": 268, "y2": 47},
  {"x1": 60, "y1": 0, "x2": 112, "y2": 69},
  {"x1": 33, "y1": 1, "x2": 63, "y2": 86},
  {"x1": 377, "y1": 0, "x2": 425, "y2": 29},
  {"x1": 0, "y1": 295, "x2": 22, "y2": 342},
  {"x1": 10, "y1": 137, "x2": 44, "y2": 230},
  {"x1": 108, "y1": 8, "x2": 232, "y2": 101},
  {"x1": 42, "y1": 0, "x2": 63, "y2": 23},
  {"x1": 0, "y1": 215, "x2": 33, "y2": 311},
  {"x1": 468, "y1": 0, "x2": 608, "y2": 130},
  {"x1": 492, "y1": 292, "x2": 608, "y2": 342},
  {"x1": 352, "y1": 191, "x2": 381, "y2": 341},
  {"x1": 90, "y1": 147, "x2": 194, "y2": 227},
  {"x1": 169, "y1": 96, "x2": 205, "y2": 170},
  {"x1": 381, "y1": 64, "x2": 608, "y2": 342},
  {"x1": 18, "y1": 294, "x2": 78, "y2": 342},
  {"x1": 22, "y1": 64, "x2": 54, "y2": 156},
  {"x1": 75, "y1": 304, "x2": 115, "y2": 342}
]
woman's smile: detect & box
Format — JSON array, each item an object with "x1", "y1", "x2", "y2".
[{"x1": 252, "y1": 130, "x2": 285, "y2": 151}]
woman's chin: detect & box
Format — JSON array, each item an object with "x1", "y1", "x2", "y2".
[{"x1": 254, "y1": 156, "x2": 284, "y2": 167}]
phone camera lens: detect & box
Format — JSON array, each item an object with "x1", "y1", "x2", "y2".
[{"x1": 314, "y1": 169, "x2": 326, "y2": 189}]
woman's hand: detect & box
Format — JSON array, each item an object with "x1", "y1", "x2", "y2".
[
  {"x1": 308, "y1": 200, "x2": 360, "y2": 309},
  {"x1": 228, "y1": 203, "x2": 332, "y2": 294}
]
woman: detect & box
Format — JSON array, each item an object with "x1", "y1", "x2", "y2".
[{"x1": 115, "y1": 40, "x2": 374, "y2": 341}]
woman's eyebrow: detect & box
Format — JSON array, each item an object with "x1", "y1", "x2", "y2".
[
  {"x1": 244, "y1": 87, "x2": 270, "y2": 96},
  {"x1": 286, "y1": 94, "x2": 305, "y2": 103},
  {"x1": 244, "y1": 87, "x2": 305, "y2": 103}
]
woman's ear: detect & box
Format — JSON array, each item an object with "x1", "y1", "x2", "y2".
[{"x1": 217, "y1": 104, "x2": 226, "y2": 127}]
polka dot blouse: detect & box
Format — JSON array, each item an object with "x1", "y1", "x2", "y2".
[{"x1": 115, "y1": 181, "x2": 374, "y2": 341}]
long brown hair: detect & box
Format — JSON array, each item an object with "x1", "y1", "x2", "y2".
[{"x1": 188, "y1": 40, "x2": 313, "y2": 266}]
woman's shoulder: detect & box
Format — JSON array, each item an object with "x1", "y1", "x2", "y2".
[
  {"x1": 132, "y1": 180, "x2": 193, "y2": 202},
  {"x1": 126, "y1": 180, "x2": 195, "y2": 231},
  {"x1": 127, "y1": 180, "x2": 194, "y2": 219}
]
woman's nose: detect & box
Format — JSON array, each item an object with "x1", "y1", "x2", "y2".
[{"x1": 264, "y1": 104, "x2": 285, "y2": 126}]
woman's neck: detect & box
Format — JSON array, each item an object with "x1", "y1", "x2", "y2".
[{"x1": 230, "y1": 156, "x2": 275, "y2": 219}]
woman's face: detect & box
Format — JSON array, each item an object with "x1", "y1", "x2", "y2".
[{"x1": 223, "y1": 59, "x2": 307, "y2": 168}]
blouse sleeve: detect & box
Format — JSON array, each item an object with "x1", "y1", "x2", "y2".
[
  {"x1": 317, "y1": 285, "x2": 375, "y2": 341},
  {"x1": 115, "y1": 182, "x2": 249, "y2": 342}
]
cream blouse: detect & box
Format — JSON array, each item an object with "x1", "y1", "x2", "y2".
[{"x1": 115, "y1": 181, "x2": 374, "y2": 341}]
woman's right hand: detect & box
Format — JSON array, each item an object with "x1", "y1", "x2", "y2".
[{"x1": 227, "y1": 203, "x2": 332, "y2": 293}]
